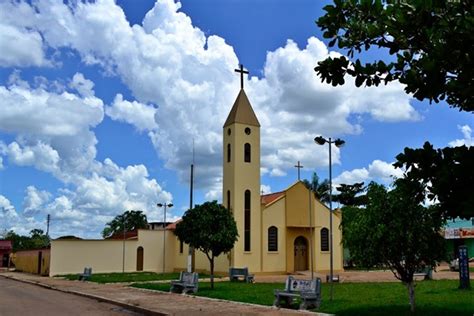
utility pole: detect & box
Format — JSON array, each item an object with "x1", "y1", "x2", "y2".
[{"x1": 46, "y1": 214, "x2": 51, "y2": 237}]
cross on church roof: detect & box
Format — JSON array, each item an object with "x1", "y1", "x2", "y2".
[
  {"x1": 294, "y1": 161, "x2": 304, "y2": 181},
  {"x1": 234, "y1": 64, "x2": 249, "y2": 89}
]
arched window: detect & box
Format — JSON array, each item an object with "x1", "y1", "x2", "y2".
[
  {"x1": 268, "y1": 226, "x2": 278, "y2": 251},
  {"x1": 244, "y1": 143, "x2": 251, "y2": 163},
  {"x1": 227, "y1": 190, "x2": 231, "y2": 211},
  {"x1": 244, "y1": 190, "x2": 251, "y2": 251},
  {"x1": 227, "y1": 144, "x2": 231, "y2": 162},
  {"x1": 320, "y1": 228, "x2": 329, "y2": 251}
]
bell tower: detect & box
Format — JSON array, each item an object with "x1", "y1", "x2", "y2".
[{"x1": 223, "y1": 64, "x2": 261, "y2": 271}]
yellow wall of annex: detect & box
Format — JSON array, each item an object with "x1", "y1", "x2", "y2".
[
  {"x1": 50, "y1": 229, "x2": 177, "y2": 276},
  {"x1": 13, "y1": 249, "x2": 50, "y2": 275},
  {"x1": 136, "y1": 229, "x2": 175, "y2": 273},
  {"x1": 50, "y1": 239, "x2": 137, "y2": 276}
]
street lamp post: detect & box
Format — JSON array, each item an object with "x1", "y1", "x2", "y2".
[
  {"x1": 314, "y1": 135, "x2": 345, "y2": 301},
  {"x1": 122, "y1": 214, "x2": 126, "y2": 273},
  {"x1": 157, "y1": 203, "x2": 173, "y2": 273}
]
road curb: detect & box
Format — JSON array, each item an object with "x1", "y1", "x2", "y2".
[{"x1": 0, "y1": 274, "x2": 167, "y2": 316}]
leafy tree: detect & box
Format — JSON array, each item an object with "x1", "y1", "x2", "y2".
[
  {"x1": 342, "y1": 180, "x2": 446, "y2": 312},
  {"x1": 5, "y1": 229, "x2": 49, "y2": 251},
  {"x1": 394, "y1": 142, "x2": 474, "y2": 220},
  {"x1": 102, "y1": 210, "x2": 148, "y2": 238},
  {"x1": 315, "y1": 0, "x2": 473, "y2": 112},
  {"x1": 29, "y1": 229, "x2": 50, "y2": 249},
  {"x1": 174, "y1": 201, "x2": 238, "y2": 289},
  {"x1": 333, "y1": 182, "x2": 367, "y2": 206},
  {"x1": 302, "y1": 172, "x2": 330, "y2": 203}
]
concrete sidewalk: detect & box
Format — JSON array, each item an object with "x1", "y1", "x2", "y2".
[{"x1": 0, "y1": 271, "x2": 323, "y2": 316}]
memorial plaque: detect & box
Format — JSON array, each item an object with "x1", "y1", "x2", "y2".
[{"x1": 458, "y1": 245, "x2": 470, "y2": 289}]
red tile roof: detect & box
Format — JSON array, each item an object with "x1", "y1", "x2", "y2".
[{"x1": 261, "y1": 191, "x2": 285, "y2": 206}]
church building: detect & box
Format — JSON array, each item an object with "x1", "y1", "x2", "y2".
[{"x1": 49, "y1": 69, "x2": 343, "y2": 276}]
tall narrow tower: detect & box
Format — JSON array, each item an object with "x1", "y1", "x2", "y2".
[{"x1": 223, "y1": 65, "x2": 261, "y2": 271}]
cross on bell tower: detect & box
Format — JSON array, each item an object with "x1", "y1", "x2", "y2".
[{"x1": 234, "y1": 64, "x2": 249, "y2": 89}]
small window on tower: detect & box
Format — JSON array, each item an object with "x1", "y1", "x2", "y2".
[
  {"x1": 245, "y1": 127, "x2": 251, "y2": 135},
  {"x1": 227, "y1": 144, "x2": 231, "y2": 162},
  {"x1": 244, "y1": 143, "x2": 251, "y2": 163},
  {"x1": 227, "y1": 128, "x2": 231, "y2": 135}
]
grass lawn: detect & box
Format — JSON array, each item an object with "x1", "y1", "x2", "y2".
[
  {"x1": 132, "y1": 280, "x2": 474, "y2": 316},
  {"x1": 59, "y1": 271, "x2": 216, "y2": 283}
]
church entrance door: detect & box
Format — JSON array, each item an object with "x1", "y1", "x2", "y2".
[
  {"x1": 136, "y1": 247, "x2": 144, "y2": 271},
  {"x1": 294, "y1": 236, "x2": 308, "y2": 271}
]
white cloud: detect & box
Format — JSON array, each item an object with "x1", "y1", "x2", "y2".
[
  {"x1": 0, "y1": 195, "x2": 18, "y2": 220},
  {"x1": 106, "y1": 94, "x2": 158, "y2": 132},
  {"x1": 334, "y1": 159, "x2": 403, "y2": 186},
  {"x1": 261, "y1": 184, "x2": 272, "y2": 194},
  {"x1": 6, "y1": 141, "x2": 60, "y2": 174},
  {"x1": 449, "y1": 125, "x2": 472, "y2": 147},
  {"x1": 70, "y1": 73, "x2": 95, "y2": 98},
  {"x1": 0, "y1": 24, "x2": 49, "y2": 67},
  {"x1": 23, "y1": 186, "x2": 51, "y2": 216},
  {"x1": 0, "y1": 76, "x2": 103, "y2": 137}
]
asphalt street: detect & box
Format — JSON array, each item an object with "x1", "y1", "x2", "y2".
[{"x1": 0, "y1": 277, "x2": 142, "y2": 316}]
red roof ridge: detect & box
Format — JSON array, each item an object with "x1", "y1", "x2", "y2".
[{"x1": 261, "y1": 191, "x2": 285, "y2": 206}]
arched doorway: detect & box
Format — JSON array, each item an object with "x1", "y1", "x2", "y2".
[
  {"x1": 136, "y1": 247, "x2": 144, "y2": 271},
  {"x1": 294, "y1": 236, "x2": 308, "y2": 271}
]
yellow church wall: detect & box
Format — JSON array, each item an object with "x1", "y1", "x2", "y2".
[
  {"x1": 285, "y1": 182, "x2": 313, "y2": 227},
  {"x1": 223, "y1": 122, "x2": 261, "y2": 272},
  {"x1": 313, "y1": 200, "x2": 343, "y2": 272},
  {"x1": 50, "y1": 239, "x2": 138, "y2": 276},
  {"x1": 261, "y1": 196, "x2": 287, "y2": 273}
]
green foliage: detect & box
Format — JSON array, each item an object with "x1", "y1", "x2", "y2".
[
  {"x1": 174, "y1": 201, "x2": 238, "y2": 288},
  {"x1": 334, "y1": 182, "x2": 367, "y2": 206},
  {"x1": 102, "y1": 210, "x2": 148, "y2": 238},
  {"x1": 315, "y1": 1, "x2": 473, "y2": 112},
  {"x1": 394, "y1": 142, "x2": 474, "y2": 219},
  {"x1": 341, "y1": 181, "x2": 447, "y2": 311},
  {"x1": 302, "y1": 172, "x2": 330, "y2": 203},
  {"x1": 132, "y1": 280, "x2": 474, "y2": 315},
  {"x1": 5, "y1": 229, "x2": 50, "y2": 251}
]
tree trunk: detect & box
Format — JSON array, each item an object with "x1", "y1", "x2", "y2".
[
  {"x1": 210, "y1": 256, "x2": 215, "y2": 289},
  {"x1": 406, "y1": 281, "x2": 416, "y2": 312}
]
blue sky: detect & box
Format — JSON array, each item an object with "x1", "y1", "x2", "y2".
[{"x1": 0, "y1": 0, "x2": 472, "y2": 238}]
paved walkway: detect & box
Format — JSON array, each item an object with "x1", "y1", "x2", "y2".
[{"x1": 0, "y1": 271, "x2": 321, "y2": 316}]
